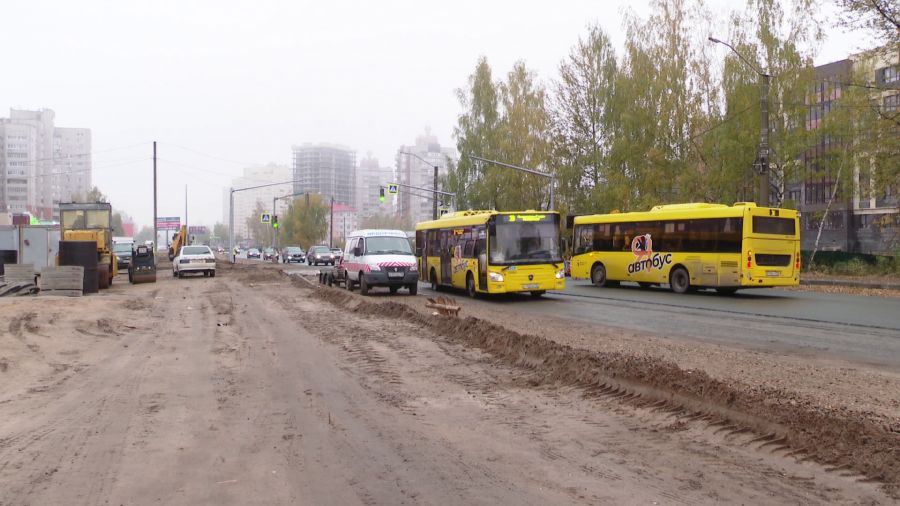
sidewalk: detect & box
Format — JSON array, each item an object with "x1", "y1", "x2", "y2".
[{"x1": 801, "y1": 275, "x2": 900, "y2": 290}]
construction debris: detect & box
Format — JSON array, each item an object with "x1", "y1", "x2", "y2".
[
  {"x1": 425, "y1": 296, "x2": 461, "y2": 317},
  {"x1": 39, "y1": 266, "x2": 85, "y2": 297}
]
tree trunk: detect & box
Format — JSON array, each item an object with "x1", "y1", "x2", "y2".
[{"x1": 808, "y1": 158, "x2": 845, "y2": 268}]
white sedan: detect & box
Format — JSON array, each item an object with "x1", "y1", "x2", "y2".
[{"x1": 173, "y1": 245, "x2": 217, "y2": 278}]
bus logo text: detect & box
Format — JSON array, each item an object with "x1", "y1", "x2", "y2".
[{"x1": 628, "y1": 234, "x2": 672, "y2": 273}]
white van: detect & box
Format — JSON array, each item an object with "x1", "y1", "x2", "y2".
[{"x1": 342, "y1": 229, "x2": 418, "y2": 295}]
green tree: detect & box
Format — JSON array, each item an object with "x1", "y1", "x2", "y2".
[
  {"x1": 212, "y1": 222, "x2": 229, "y2": 245},
  {"x1": 134, "y1": 225, "x2": 154, "y2": 244},
  {"x1": 280, "y1": 194, "x2": 329, "y2": 248},
  {"x1": 834, "y1": 0, "x2": 900, "y2": 47},
  {"x1": 552, "y1": 24, "x2": 619, "y2": 215}
]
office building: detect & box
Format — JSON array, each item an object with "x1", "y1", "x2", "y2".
[
  {"x1": 225, "y1": 163, "x2": 292, "y2": 240},
  {"x1": 356, "y1": 154, "x2": 396, "y2": 218}
]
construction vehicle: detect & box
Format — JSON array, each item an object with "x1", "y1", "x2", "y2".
[
  {"x1": 129, "y1": 243, "x2": 157, "y2": 284},
  {"x1": 168, "y1": 225, "x2": 187, "y2": 261},
  {"x1": 58, "y1": 202, "x2": 117, "y2": 289}
]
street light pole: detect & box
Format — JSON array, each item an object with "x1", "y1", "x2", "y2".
[
  {"x1": 708, "y1": 36, "x2": 770, "y2": 207},
  {"x1": 398, "y1": 151, "x2": 442, "y2": 219},
  {"x1": 466, "y1": 155, "x2": 555, "y2": 210}
]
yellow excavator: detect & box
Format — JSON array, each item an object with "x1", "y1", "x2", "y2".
[
  {"x1": 59, "y1": 202, "x2": 117, "y2": 289},
  {"x1": 168, "y1": 225, "x2": 187, "y2": 261}
]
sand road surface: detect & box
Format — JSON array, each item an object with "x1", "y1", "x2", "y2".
[{"x1": 0, "y1": 265, "x2": 893, "y2": 505}]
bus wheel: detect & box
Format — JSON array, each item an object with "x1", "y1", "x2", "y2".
[
  {"x1": 430, "y1": 269, "x2": 439, "y2": 291},
  {"x1": 591, "y1": 263, "x2": 608, "y2": 288},
  {"x1": 669, "y1": 267, "x2": 691, "y2": 294},
  {"x1": 530, "y1": 291, "x2": 545, "y2": 298},
  {"x1": 716, "y1": 287, "x2": 739, "y2": 295},
  {"x1": 466, "y1": 273, "x2": 477, "y2": 298}
]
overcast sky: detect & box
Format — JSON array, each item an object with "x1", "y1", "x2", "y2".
[{"x1": 1, "y1": 0, "x2": 873, "y2": 229}]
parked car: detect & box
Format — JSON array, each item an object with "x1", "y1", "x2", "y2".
[
  {"x1": 282, "y1": 246, "x2": 305, "y2": 263},
  {"x1": 307, "y1": 245, "x2": 334, "y2": 266},
  {"x1": 173, "y1": 245, "x2": 217, "y2": 278},
  {"x1": 343, "y1": 229, "x2": 418, "y2": 295},
  {"x1": 247, "y1": 248, "x2": 261, "y2": 259},
  {"x1": 263, "y1": 247, "x2": 276, "y2": 261},
  {"x1": 331, "y1": 247, "x2": 344, "y2": 263}
]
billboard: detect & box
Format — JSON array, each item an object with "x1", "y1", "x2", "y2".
[
  {"x1": 188, "y1": 225, "x2": 208, "y2": 235},
  {"x1": 156, "y1": 216, "x2": 181, "y2": 230}
]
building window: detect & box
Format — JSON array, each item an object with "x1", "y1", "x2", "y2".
[
  {"x1": 885, "y1": 94, "x2": 899, "y2": 112},
  {"x1": 881, "y1": 65, "x2": 899, "y2": 84}
]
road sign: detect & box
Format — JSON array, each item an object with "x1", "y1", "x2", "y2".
[
  {"x1": 260, "y1": 213, "x2": 271, "y2": 224},
  {"x1": 439, "y1": 208, "x2": 450, "y2": 217},
  {"x1": 388, "y1": 184, "x2": 399, "y2": 194}
]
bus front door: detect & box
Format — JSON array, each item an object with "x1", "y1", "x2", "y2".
[{"x1": 475, "y1": 226, "x2": 487, "y2": 290}]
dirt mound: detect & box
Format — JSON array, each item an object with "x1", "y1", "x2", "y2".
[{"x1": 311, "y1": 285, "x2": 900, "y2": 494}]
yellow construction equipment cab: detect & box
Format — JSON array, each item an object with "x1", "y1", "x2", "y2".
[
  {"x1": 168, "y1": 225, "x2": 187, "y2": 261},
  {"x1": 59, "y1": 202, "x2": 118, "y2": 289}
]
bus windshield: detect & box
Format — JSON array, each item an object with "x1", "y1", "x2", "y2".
[{"x1": 489, "y1": 214, "x2": 561, "y2": 265}]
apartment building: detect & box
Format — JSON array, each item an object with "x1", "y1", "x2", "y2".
[
  {"x1": 395, "y1": 130, "x2": 456, "y2": 225},
  {"x1": 790, "y1": 49, "x2": 898, "y2": 255},
  {"x1": 224, "y1": 163, "x2": 292, "y2": 240},
  {"x1": 0, "y1": 109, "x2": 91, "y2": 220},
  {"x1": 356, "y1": 154, "x2": 396, "y2": 218}
]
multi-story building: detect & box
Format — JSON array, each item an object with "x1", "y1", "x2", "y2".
[
  {"x1": 395, "y1": 130, "x2": 456, "y2": 225},
  {"x1": 0, "y1": 109, "x2": 89, "y2": 220},
  {"x1": 224, "y1": 163, "x2": 292, "y2": 240},
  {"x1": 356, "y1": 154, "x2": 396, "y2": 218},
  {"x1": 791, "y1": 50, "x2": 898, "y2": 255},
  {"x1": 291, "y1": 143, "x2": 356, "y2": 207},
  {"x1": 328, "y1": 203, "x2": 359, "y2": 246}
]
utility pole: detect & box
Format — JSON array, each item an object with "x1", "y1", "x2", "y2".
[
  {"x1": 152, "y1": 141, "x2": 157, "y2": 261},
  {"x1": 184, "y1": 185, "x2": 188, "y2": 245},
  {"x1": 229, "y1": 188, "x2": 235, "y2": 263},
  {"x1": 329, "y1": 196, "x2": 334, "y2": 248},
  {"x1": 709, "y1": 36, "x2": 770, "y2": 207},
  {"x1": 433, "y1": 165, "x2": 438, "y2": 220}
]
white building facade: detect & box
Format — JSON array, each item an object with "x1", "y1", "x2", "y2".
[
  {"x1": 224, "y1": 163, "x2": 292, "y2": 240},
  {"x1": 0, "y1": 109, "x2": 90, "y2": 220},
  {"x1": 396, "y1": 130, "x2": 456, "y2": 225}
]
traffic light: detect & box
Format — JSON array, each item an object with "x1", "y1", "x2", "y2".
[
  {"x1": 272, "y1": 215, "x2": 279, "y2": 229},
  {"x1": 379, "y1": 187, "x2": 385, "y2": 203}
]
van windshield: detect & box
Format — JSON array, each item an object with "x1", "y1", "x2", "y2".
[
  {"x1": 364, "y1": 236, "x2": 412, "y2": 255},
  {"x1": 114, "y1": 243, "x2": 133, "y2": 254}
]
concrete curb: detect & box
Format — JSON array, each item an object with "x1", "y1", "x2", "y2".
[{"x1": 801, "y1": 278, "x2": 900, "y2": 290}]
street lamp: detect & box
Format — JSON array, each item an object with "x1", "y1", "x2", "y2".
[
  {"x1": 709, "y1": 36, "x2": 771, "y2": 207},
  {"x1": 398, "y1": 151, "x2": 441, "y2": 220}
]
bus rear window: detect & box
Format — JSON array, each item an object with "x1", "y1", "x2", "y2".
[{"x1": 753, "y1": 216, "x2": 795, "y2": 235}]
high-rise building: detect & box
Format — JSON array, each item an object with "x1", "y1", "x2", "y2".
[
  {"x1": 224, "y1": 163, "x2": 292, "y2": 241},
  {"x1": 396, "y1": 129, "x2": 456, "y2": 225},
  {"x1": 356, "y1": 154, "x2": 396, "y2": 218},
  {"x1": 291, "y1": 143, "x2": 356, "y2": 207},
  {"x1": 0, "y1": 109, "x2": 89, "y2": 220}
]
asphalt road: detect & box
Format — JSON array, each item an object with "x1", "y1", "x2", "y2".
[{"x1": 282, "y1": 260, "x2": 899, "y2": 369}]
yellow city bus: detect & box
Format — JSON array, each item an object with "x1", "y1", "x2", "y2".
[
  {"x1": 570, "y1": 203, "x2": 800, "y2": 294},
  {"x1": 415, "y1": 210, "x2": 566, "y2": 297}
]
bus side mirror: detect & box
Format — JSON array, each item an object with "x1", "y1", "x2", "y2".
[{"x1": 415, "y1": 247, "x2": 423, "y2": 257}]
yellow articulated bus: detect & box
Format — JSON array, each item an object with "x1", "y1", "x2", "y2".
[
  {"x1": 570, "y1": 202, "x2": 800, "y2": 294},
  {"x1": 415, "y1": 210, "x2": 566, "y2": 297}
]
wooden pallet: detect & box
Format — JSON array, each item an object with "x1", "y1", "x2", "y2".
[{"x1": 425, "y1": 296, "x2": 461, "y2": 317}]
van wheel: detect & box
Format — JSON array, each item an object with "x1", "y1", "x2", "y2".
[
  {"x1": 591, "y1": 263, "x2": 609, "y2": 287},
  {"x1": 360, "y1": 275, "x2": 369, "y2": 295},
  {"x1": 466, "y1": 273, "x2": 477, "y2": 298},
  {"x1": 669, "y1": 267, "x2": 691, "y2": 294},
  {"x1": 389, "y1": 286, "x2": 399, "y2": 294},
  {"x1": 430, "y1": 269, "x2": 439, "y2": 291},
  {"x1": 408, "y1": 283, "x2": 418, "y2": 295},
  {"x1": 210, "y1": 270, "x2": 216, "y2": 278}
]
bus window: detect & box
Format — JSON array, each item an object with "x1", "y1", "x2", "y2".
[{"x1": 753, "y1": 216, "x2": 796, "y2": 235}]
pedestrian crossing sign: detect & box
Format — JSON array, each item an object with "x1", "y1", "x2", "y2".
[
  {"x1": 260, "y1": 213, "x2": 271, "y2": 224},
  {"x1": 388, "y1": 184, "x2": 399, "y2": 194}
]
